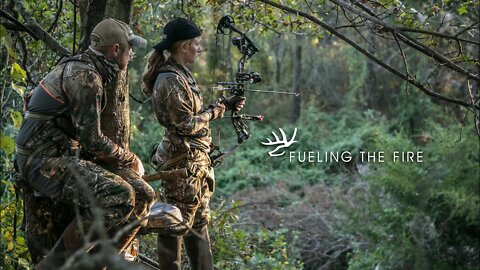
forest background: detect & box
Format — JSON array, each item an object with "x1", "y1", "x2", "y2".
[{"x1": 0, "y1": 0, "x2": 479, "y2": 269}]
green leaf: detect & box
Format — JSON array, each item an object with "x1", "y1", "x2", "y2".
[
  {"x1": 1, "y1": 135, "x2": 15, "y2": 155},
  {"x1": 7, "y1": 241, "x2": 14, "y2": 251},
  {"x1": 16, "y1": 236, "x2": 26, "y2": 245},
  {"x1": 18, "y1": 258, "x2": 30, "y2": 268},
  {"x1": 0, "y1": 24, "x2": 6, "y2": 37},
  {"x1": 10, "y1": 63, "x2": 27, "y2": 82},
  {"x1": 457, "y1": 6, "x2": 467, "y2": 15},
  {"x1": 4, "y1": 231, "x2": 12, "y2": 242},
  {"x1": 0, "y1": 25, "x2": 18, "y2": 59},
  {"x1": 11, "y1": 82, "x2": 26, "y2": 97},
  {"x1": 10, "y1": 110, "x2": 23, "y2": 129}
]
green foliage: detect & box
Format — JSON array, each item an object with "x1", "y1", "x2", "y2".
[
  {"x1": 129, "y1": 108, "x2": 164, "y2": 176},
  {"x1": 0, "y1": 180, "x2": 31, "y2": 270},
  {"x1": 209, "y1": 200, "x2": 303, "y2": 269},
  {"x1": 341, "y1": 119, "x2": 479, "y2": 270},
  {"x1": 1, "y1": 132, "x2": 15, "y2": 155},
  {"x1": 215, "y1": 104, "x2": 386, "y2": 196},
  {"x1": 344, "y1": 47, "x2": 367, "y2": 108},
  {"x1": 214, "y1": 98, "x2": 478, "y2": 269},
  {"x1": 1, "y1": 15, "x2": 31, "y2": 269},
  {"x1": 1, "y1": 21, "x2": 26, "y2": 163},
  {"x1": 9, "y1": 63, "x2": 26, "y2": 83}
]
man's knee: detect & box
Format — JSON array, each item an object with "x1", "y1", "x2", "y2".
[
  {"x1": 127, "y1": 177, "x2": 155, "y2": 220},
  {"x1": 101, "y1": 177, "x2": 136, "y2": 225},
  {"x1": 107, "y1": 168, "x2": 156, "y2": 207},
  {"x1": 136, "y1": 180, "x2": 156, "y2": 206}
]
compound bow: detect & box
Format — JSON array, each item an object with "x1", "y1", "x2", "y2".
[{"x1": 211, "y1": 15, "x2": 298, "y2": 167}]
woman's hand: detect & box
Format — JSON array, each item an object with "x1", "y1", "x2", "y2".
[
  {"x1": 224, "y1": 96, "x2": 246, "y2": 111},
  {"x1": 210, "y1": 102, "x2": 226, "y2": 120}
]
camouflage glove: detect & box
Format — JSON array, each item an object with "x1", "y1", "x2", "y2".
[
  {"x1": 131, "y1": 155, "x2": 145, "y2": 176},
  {"x1": 209, "y1": 102, "x2": 226, "y2": 120},
  {"x1": 223, "y1": 96, "x2": 246, "y2": 111}
]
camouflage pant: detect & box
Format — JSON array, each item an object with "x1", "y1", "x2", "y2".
[
  {"x1": 158, "y1": 150, "x2": 214, "y2": 236},
  {"x1": 21, "y1": 156, "x2": 155, "y2": 261},
  {"x1": 23, "y1": 191, "x2": 73, "y2": 264}
]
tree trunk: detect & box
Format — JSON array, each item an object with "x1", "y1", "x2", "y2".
[
  {"x1": 79, "y1": 0, "x2": 133, "y2": 148},
  {"x1": 275, "y1": 49, "x2": 281, "y2": 85},
  {"x1": 365, "y1": 32, "x2": 378, "y2": 110},
  {"x1": 104, "y1": 0, "x2": 133, "y2": 23},
  {"x1": 101, "y1": 70, "x2": 131, "y2": 148},
  {"x1": 78, "y1": 0, "x2": 107, "y2": 53},
  {"x1": 475, "y1": 45, "x2": 480, "y2": 137},
  {"x1": 99, "y1": 0, "x2": 133, "y2": 148},
  {"x1": 290, "y1": 35, "x2": 302, "y2": 123},
  {"x1": 273, "y1": 39, "x2": 281, "y2": 85},
  {"x1": 272, "y1": 38, "x2": 284, "y2": 95}
]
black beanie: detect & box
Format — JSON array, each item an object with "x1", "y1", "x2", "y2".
[{"x1": 153, "y1": 17, "x2": 201, "y2": 52}]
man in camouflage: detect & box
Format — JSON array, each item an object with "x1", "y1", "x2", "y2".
[{"x1": 14, "y1": 18, "x2": 155, "y2": 268}]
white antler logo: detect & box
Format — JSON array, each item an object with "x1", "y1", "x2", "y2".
[{"x1": 261, "y1": 128, "x2": 298, "y2": 157}]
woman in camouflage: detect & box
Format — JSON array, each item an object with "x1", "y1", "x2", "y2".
[{"x1": 141, "y1": 17, "x2": 244, "y2": 270}]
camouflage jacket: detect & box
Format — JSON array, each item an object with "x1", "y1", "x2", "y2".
[
  {"x1": 16, "y1": 48, "x2": 136, "y2": 169},
  {"x1": 152, "y1": 57, "x2": 215, "y2": 155}
]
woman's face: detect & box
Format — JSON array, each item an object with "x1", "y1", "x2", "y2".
[{"x1": 182, "y1": 37, "x2": 202, "y2": 64}]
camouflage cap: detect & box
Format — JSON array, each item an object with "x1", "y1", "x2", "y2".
[{"x1": 91, "y1": 18, "x2": 147, "y2": 49}]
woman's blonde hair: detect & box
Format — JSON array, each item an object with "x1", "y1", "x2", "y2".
[
  {"x1": 141, "y1": 50, "x2": 165, "y2": 95},
  {"x1": 141, "y1": 40, "x2": 190, "y2": 95}
]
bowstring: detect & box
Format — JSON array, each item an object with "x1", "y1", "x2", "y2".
[{"x1": 212, "y1": 24, "x2": 228, "y2": 151}]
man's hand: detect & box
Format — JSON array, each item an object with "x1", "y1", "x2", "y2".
[
  {"x1": 131, "y1": 155, "x2": 145, "y2": 176},
  {"x1": 224, "y1": 96, "x2": 246, "y2": 111}
]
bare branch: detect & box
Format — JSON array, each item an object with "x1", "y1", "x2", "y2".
[
  {"x1": 393, "y1": 32, "x2": 410, "y2": 95},
  {"x1": 467, "y1": 80, "x2": 480, "y2": 137},
  {"x1": 47, "y1": 0, "x2": 63, "y2": 33},
  {"x1": 397, "y1": 27, "x2": 480, "y2": 45},
  {"x1": 16, "y1": 33, "x2": 35, "y2": 84},
  {"x1": 258, "y1": 0, "x2": 480, "y2": 110},
  {"x1": 304, "y1": 0, "x2": 316, "y2": 15},
  {"x1": 454, "y1": 20, "x2": 479, "y2": 38},
  {"x1": 330, "y1": 0, "x2": 480, "y2": 82},
  {"x1": 339, "y1": 6, "x2": 373, "y2": 47}
]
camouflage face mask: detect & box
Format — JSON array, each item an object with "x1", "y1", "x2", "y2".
[{"x1": 85, "y1": 49, "x2": 120, "y2": 86}]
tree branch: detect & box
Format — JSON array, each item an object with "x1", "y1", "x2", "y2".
[
  {"x1": 330, "y1": 0, "x2": 480, "y2": 82},
  {"x1": 393, "y1": 32, "x2": 411, "y2": 95},
  {"x1": 467, "y1": 80, "x2": 480, "y2": 137},
  {"x1": 47, "y1": 0, "x2": 63, "y2": 33},
  {"x1": 0, "y1": 10, "x2": 38, "y2": 39},
  {"x1": 1, "y1": 21, "x2": 24, "y2": 31},
  {"x1": 257, "y1": 0, "x2": 480, "y2": 110},
  {"x1": 453, "y1": 20, "x2": 479, "y2": 38},
  {"x1": 14, "y1": 0, "x2": 71, "y2": 57},
  {"x1": 396, "y1": 27, "x2": 480, "y2": 46}
]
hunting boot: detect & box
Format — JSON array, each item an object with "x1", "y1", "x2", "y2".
[
  {"x1": 157, "y1": 235, "x2": 182, "y2": 270},
  {"x1": 35, "y1": 219, "x2": 84, "y2": 270},
  {"x1": 184, "y1": 227, "x2": 213, "y2": 270}
]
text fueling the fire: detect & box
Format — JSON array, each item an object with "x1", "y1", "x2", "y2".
[{"x1": 262, "y1": 128, "x2": 423, "y2": 164}]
